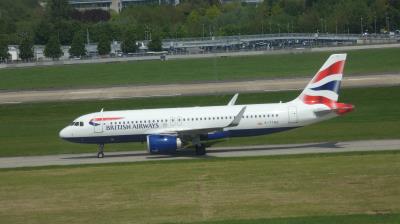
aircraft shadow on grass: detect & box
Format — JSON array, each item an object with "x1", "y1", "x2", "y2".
[{"x1": 63, "y1": 141, "x2": 342, "y2": 160}]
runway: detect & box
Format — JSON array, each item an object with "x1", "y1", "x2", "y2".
[
  {"x1": 0, "y1": 74, "x2": 399, "y2": 104},
  {"x1": 1, "y1": 139, "x2": 399, "y2": 169}
]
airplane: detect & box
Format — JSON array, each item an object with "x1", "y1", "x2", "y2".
[{"x1": 59, "y1": 54, "x2": 354, "y2": 158}]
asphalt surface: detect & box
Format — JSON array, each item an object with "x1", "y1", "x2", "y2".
[
  {"x1": 1, "y1": 74, "x2": 399, "y2": 104},
  {"x1": 1, "y1": 43, "x2": 399, "y2": 70},
  {"x1": 0, "y1": 139, "x2": 399, "y2": 169}
]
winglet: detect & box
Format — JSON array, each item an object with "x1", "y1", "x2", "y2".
[
  {"x1": 228, "y1": 106, "x2": 246, "y2": 127},
  {"x1": 227, "y1": 93, "x2": 239, "y2": 106}
]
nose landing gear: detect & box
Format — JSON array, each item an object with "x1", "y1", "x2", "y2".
[{"x1": 97, "y1": 144, "x2": 105, "y2": 158}]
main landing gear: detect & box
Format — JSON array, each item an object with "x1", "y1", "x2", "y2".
[
  {"x1": 97, "y1": 144, "x2": 105, "y2": 158},
  {"x1": 195, "y1": 144, "x2": 206, "y2": 156}
]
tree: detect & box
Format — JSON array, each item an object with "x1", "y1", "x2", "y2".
[
  {"x1": 121, "y1": 31, "x2": 137, "y2": 53},
  {"x1": 19, "y1": 35, "x2": 34, "y2": 61},
  {"x1": 69, "y1": 32, "x2": 86, "y2": 57},
  {"x1": 34, "y1": 20, "x2": 53, "y2": 45},
  {"x1": 97, "y1": 35, "x2": 111, "y2": 56},
  {"x1": 148, "y1": 35, "x2": 162, "y2": 51},
  {"x1": 0, "y1": 38, "x2": 10, "y2": 62},
  {"x1": 48, "y1": 0, "x2": 71, "y2": 20},
  {"x1": 44, "y1": 35, "x2": 63, "y2": 60},
  {"x1": 54, "y1": 20, "x2": 78, "y2": 45}
]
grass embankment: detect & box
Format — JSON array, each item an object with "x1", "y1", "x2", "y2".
[
  {"x1": 0, "y1": 86, "x2": 399, "y2": 157},
  {"x1": 0, "y1": 152, "x2": 399, "y2": 224},
  {"x1": 190, "y1": 213, "x2": 400, "y2": 224},
  {"x1": 0, "y1": 48, "x2": 400, "y2": 90}
]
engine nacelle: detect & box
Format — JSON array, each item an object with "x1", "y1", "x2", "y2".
[{"x1": 147, "y1": 134, "x2": 182, "y2": 154}]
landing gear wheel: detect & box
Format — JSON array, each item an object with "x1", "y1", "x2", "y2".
[
  {"x1": 97, "y1": 152, "x2": 104, "y2": 158},
  {"x1": 97, "y1": 144, "x2": 105, "y2": 158},
  {"x1": 195, "y1": 144, "x2": 206, "y2": 156}
]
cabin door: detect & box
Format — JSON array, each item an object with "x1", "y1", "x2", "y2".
[{"x1": 288, "y1": 106, "x2": 298, "y2": 123}]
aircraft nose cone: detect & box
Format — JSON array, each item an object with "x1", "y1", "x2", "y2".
[{"x1": 59, "y1": 127, "x2": 69, "y2": 139}]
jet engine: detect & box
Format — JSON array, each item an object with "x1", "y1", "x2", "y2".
[{"x1": 146, "y1": 134, "x2": 182, "y2": 154}]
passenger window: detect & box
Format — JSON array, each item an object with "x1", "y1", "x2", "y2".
[{"x1": 80, "y1": 122, "x2": 84, "y2": 126}]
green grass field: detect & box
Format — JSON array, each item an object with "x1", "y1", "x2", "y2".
[
  {"x1": 1, "y1": 48, "x2": 400, "y2": 90},
  {"x1": 0, "y1": 151, "x2": 399, "y2": 224},
  {"x1": 0, "y1": 86, "x2": 399, "y2": 157},
  {"x1": 190, "y1": 213, "x2": 400, "y2": 224}
]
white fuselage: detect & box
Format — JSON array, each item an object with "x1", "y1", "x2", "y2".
[{"x1": 59, "y1": 99, "x2": 334, "y2": 144}]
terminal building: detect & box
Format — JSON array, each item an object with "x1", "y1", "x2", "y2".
[
  {"x1": 220, "y1": 0, "x2": 264, "y2": 3},
  {"x1": 69, "y1": 0, "x2": 180, "y2": 12},
  {"x1": 68, "y1": 0, "x2": 262, "y2": 13}
]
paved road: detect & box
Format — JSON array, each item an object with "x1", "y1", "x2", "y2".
[
  {"x1": 2, "y1": 43, "x2": 399, "y2": 70},
  {"x1": 1, "y1": 139, "x2": 399, "y2": 169},
  {"x1": 1, "y1": 74, "x2": 399, "y2": 104}
]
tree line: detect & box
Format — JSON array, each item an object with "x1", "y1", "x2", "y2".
[{"x1": 1, "y1": 0, "x2": 399, "y2": 61}]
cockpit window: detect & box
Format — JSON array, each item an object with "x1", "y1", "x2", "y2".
[{"x1": 70, "y1": 121, "x2": 84, "y2": 127}]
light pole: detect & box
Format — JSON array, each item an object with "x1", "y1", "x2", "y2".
[
  {"x1": 320, "y1": 18, "x2": 323, "y2": 33},
  {"x1": 335, "y1": 19, "x2": 338, "y2": 35},
  {"x1": 262, "y1": 23, "x2": 264, "y2": 34},
  {"x1": 202, "y1": 24, "x2": 205, "y2": 39},
  {"x1": 360, "y1": 17, "x2": 363, "y2": 35},
  {"x1": 291, "y1": 22, "x2": 294, "y2": 33},
  {"x1": 269, "y1": 21, "x2": 272, "y2": 33},
  {"x1": 386, "y1": 15, "x2": 390, "y2": 32},
  {"x1": 278, "y1": 23, "x2": 280, "y2": 35}
]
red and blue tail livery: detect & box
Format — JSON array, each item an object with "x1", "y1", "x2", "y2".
[{"x1": 298, "y1": 54, "x2": 354, "y2": 115}]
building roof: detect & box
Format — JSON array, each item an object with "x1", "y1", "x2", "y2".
[{"x1": 69, "y1": 0, "x2": 111, "y2": 4}]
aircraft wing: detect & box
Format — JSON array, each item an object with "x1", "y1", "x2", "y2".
[
  {"x1": 153, "y1": 106, "x2": 246, "y2": 137},
  {"x1": 227, "y1": 93, "x2": 239, "y2": 106}
]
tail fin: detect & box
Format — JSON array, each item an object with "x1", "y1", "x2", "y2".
[{"x1": 298, "y1": 54, "x2": 354, "y2": 115}]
